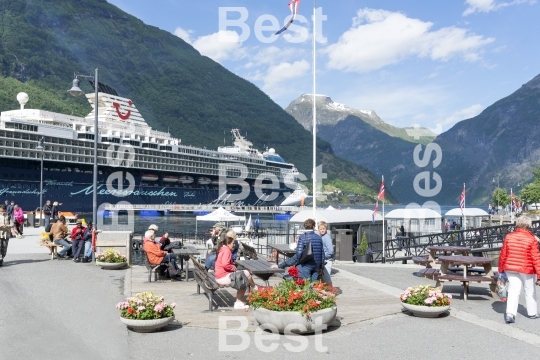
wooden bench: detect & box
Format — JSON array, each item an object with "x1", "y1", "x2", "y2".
[
  {"x1": 143, "y1": 250, "x2": 162, "y2": 282},
  {"x1": 436, "y1": 274, "x2": 497, "y2": 300},
  {"x1": 412, "y1": 256, "x2": 431, "y2": 266},
  {"x1": 240, "y1": 242, "x2": 270, "y2": 262},
  {"x1": 190, "y1": 255, "x2": 230, "y2": 312},
  {"x1": 40, "y1": 241, "x2": 62, "y2": 260},
  {"x1": 417, "y1": 268, "x2": 440, "y2": 280}
]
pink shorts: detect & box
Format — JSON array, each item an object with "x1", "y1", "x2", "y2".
[{"x1": 215, "y1": 270, "x2": 251, "y2": 286}]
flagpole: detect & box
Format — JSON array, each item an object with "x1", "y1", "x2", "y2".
[
  {"x1": 463, "y1": 183, "x2": 466, "y2": 230},
  {"x1": 382, "y1": 175, "x2": 385, "y2": 264},
  {"x1": 312, "y1": 0, "x2": 317, "y2": 221},
  {"x1": 511, "y1": 188, "x2": 514, "y2": 223}
]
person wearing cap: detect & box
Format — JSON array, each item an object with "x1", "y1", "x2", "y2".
[
  {"x1": 145, "y1": 224, "x2": 171, "y2": 250},
  {"x1": 52, "y1": 215, "x2": 71, "y2": 259},
  {"x1": 42, "y1": 200, "x2": 52, "y2": 229},
  {"x1": 82, "y1": 221, "x2": 94, "y2": 263},
  {"x1": 143, "y1": 230, "x2": 181, "y2": 279},
  {"x1": 205, "y1": 223, "x2": 226, "y2": 270},
  {"x1": 71, "y1": 219, "x2": 86, "y2": 263}
]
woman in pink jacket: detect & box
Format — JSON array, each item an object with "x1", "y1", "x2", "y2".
[
  {"x1": 12, "y1": 205, "x2": 24, "y2": 238},
  {"x1": 214, "y1": 230, "x2": 257, "y2": 309}
]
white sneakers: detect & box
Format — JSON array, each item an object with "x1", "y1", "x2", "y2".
[{"x1": 234, "y1": 301, "x2": 249, "y2": 310}]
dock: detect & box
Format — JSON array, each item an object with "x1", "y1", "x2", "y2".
[{"x1": 103, "y1": 203, "x2": 304, "y2": 214}]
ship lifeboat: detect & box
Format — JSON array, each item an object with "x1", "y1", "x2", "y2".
[
  {"x1": 178, "y1": 175, "x2": 194, "y2": 184},
  {"x1": 163, "y1": 175, "x2": 179, "y2": 183},
  {"x1": 211, "y1": 179, "x2": 225, "y2": 186},
  {"x1": 198, "y1": 176, "x2": 212, "y2": 185},
  {"x1": 141, "y1": 174, "x2": 158, "y2": 182}
]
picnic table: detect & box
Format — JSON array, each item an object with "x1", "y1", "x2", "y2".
[
  {"x1": 172, "y1": 246, "x2": 200, "y2": 282},
  {"x1": 235, "y1": 259, "x2": 284, "y2": 286},
  {"x1": 435, "y1": 255, "x2": 497, "y2": 301},
  {"x1": 426, "y1": 246, "x2": 471, "y2": 267},
  {"x1": 268, "y1": 244, "x2": 296, "y2": 265}
]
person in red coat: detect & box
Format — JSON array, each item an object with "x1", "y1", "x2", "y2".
[{"x1": 498, "y1": 216, "x2": 540, "y2": 323}]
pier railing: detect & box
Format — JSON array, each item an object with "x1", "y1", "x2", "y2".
[{"x1": 370, "y1": 220, "x2": 540, "y2": 263}]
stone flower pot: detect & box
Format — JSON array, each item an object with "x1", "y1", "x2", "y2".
[
  {"x1": 120, "y1": 316, "x2": 174, "y2": 333},
  {"x1": 253, "y1": 307, "x2": 337, "y2": 334},
  {"x1": 96, "y1": 261, "x2": 127, "y2": 270},
  {"x1": 401, "y1": 303, "x2": 450, "y2": 318},
  {"x1": 355, "y1": 254, "x2": 372, "y2": 263}
]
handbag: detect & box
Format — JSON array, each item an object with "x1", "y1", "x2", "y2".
[
  {"x1": 299, "y1": 235, "x2": 314, "y2": 264},
  {"x1": 230, "y1": 270, "x2": 249, "y2": 290},
  {"x1": 497, "y1": 272, "x2": 508, "y2": 302}
]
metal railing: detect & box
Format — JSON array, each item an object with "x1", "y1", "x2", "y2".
[{"x1": 369, "y1": 220, "x2": 540, "y2": 263}]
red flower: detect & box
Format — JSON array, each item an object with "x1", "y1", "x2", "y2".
[
  {"x1": 127, "y1": 308, "x2": 134, "y2": 314},
  {"x1": 295, "y1": 278, "x2": 305, "y2": 286},
  {"x1": 288, "y1": 266, "x2": 299, "y2": 278}
]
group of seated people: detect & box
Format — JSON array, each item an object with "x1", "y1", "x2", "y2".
[{"x1": 46, "y1": 216, "x2": 94, "y2": 262}]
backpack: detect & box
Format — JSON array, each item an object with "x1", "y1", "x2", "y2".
[
  {"x1": 163, "y1": 241, "x2": 183, "y2": 251},
  {"x1": 230, "y1": 270, "x2": 249, "y2": 290},
  {"x1": 497, "y1": 272, "x2": 508, "y2": 302}
]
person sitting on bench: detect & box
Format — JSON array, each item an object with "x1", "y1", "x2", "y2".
[
  {"x1": 143, "y1": 230, "x2": 181, "y2": 280},
  {"x1": 214, "y1": 231, "x2": 258, "y2": 309},
  {"x1": 51, "y1": 215, "x2": 71, "y2": 259}
]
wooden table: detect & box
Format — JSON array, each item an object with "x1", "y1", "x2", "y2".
[
  {"x1": 435, "y1": 255, "x2": 496, "y2": 301},
  {"x1": 268, "y1": 244, "x2": 296, "y2": 264},
  {"x1": 235, "y1": 259, "x2": 284, "y2": 286},
  {"x1": 172, "y1": 246, "x2": 200, "y2": 282},
  {"x1": 426, "y1": 246, "x2": 471, "y2": 268}
]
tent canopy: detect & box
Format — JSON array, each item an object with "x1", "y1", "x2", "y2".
[
  {"x1": 386, "y1": 208, "x2": 441, "y2": 219},
  {"x1": 195, "y1": 207, "x2": 244, "y2": 222},
  {"x1": 445, "y1": 208, "x2": 489, "y2": 217},
  {"x1": 325, "y1": 205, "x2": 336, "y2": 210},
  {"x1": 289, "y1": 209, "x2": 381, "y2": 224}
]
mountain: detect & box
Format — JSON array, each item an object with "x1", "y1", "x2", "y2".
[
  {"x1": 0, "y1": 0, "x2": 397, "y2": 203},
  {"x1": 286, "y1": 94, "x2": 437, "y2": 145},
  {"x1": 286, "y1": 75, "x2": 540, "y2": 205}
]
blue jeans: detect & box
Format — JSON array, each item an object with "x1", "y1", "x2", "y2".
[
  {"x1": 72, "y1": 239, "x2": 84, "y2": 259},
  {"x1": 53, "y1": 239, "x2": 72, "y2": 256},
  {"x1": 297, "y1": 263, "x2": 319, "y2": 282},
  {"x1": 84, "y1": 241, "x2": 92, "y2": 258},
  {"x1": 44, "y1": 217, "x2": 50, "y2": 229},
  {"x1": 162, "y1": 253, "x2": 178, "y2": 276},
  {"x1": 205, "y1": 253, "x2": 217, "y2": 270}
]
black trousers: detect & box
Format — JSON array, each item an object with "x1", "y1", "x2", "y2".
[
  {"x1": 0, "y1": 238, "x2": 9, "y2": 264},
  {"x1": 72, "y1": 239, "x2": 85, "y2": 259}
]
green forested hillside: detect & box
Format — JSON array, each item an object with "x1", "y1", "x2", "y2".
[{"x1": 0, "y1": 0, "x2": 397, "y2": 202}]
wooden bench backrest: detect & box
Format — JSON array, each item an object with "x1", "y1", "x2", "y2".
[
  {"x1": 241, "y1": 242, "x2": 258, "y2": 260},
  {"x1": 190, "y1": 255, "x2": 220, "y2": 290}
]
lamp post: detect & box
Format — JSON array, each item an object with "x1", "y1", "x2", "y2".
[
  {"x1": 68, "y1": 69, "x2": 99, "y2": 228},
  {"x1": 36, "y1": 136, "x2": 45, "y2": 226}
]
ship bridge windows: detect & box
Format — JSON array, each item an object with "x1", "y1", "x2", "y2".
[
  {"x1": 5, "y1": 123, "x2": 38, "y2": 132},
  {"x1": 78, "y1": 133, "x2": 95, "y2": 140}
]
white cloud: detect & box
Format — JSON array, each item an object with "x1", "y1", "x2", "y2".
[
  {"x1": 176, "y1": 30, "x2": 246, "y2": 62},
  {"x1": 438, "y1": 104, "x2": 484, "y2": 126},
  {"x1": 463, "y1": 0, "x2": 536, "y2": 16},
  {"x1": 261, "y1": 60, "x2": 311, "y2": 97},
  {"x1": 174, "y1": 27, "x2": 193, "y2": 44},
  {"x1": 324, "y1": 8, "x2": 495, "y2": 73}
]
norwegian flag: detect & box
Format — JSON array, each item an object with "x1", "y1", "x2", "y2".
[
  {"x1": 372, "y1": 180, "x2": 385, "y2": 223},
  {"x1": 511, "y1": 190, "x2": 516, "y2": 211},
  {"x1": 275, "y1": 0, "x2": 301, "y2": 35},
  {"x1": 459, "y1": 186, "x2": 465, "y2": 212}
]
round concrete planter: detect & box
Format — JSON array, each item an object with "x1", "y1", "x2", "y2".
[
  {"x1": 96, "y1": 261, "x2": 127, "y2": 270},
  {"x1": 401, "y1": 303, "x2": 450, "y2": 318},
  {"x1": 120, "y1": 316, "x2": 174, "y2": 333},
  {"x1": 253, "y1": 307, "x2": 337, "y2": 334}
]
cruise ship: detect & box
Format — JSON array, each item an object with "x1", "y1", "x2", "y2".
[{"x1": 0, "y1": 83, "x2": 302, "y2": 212}]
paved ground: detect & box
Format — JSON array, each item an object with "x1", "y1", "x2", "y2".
[{"x1": 4, "y1": 228, "x2": 540, "y2": 359}]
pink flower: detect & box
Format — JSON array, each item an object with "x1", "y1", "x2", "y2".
[
  {"x1": 138, "y1": 306, "x2": 145, "y2": 311},
  {"x1": 154, "y1": 303, "x2": 165, "y2": 313},
  {"x1": 424, "y1": 297, "x2": 434, "y2": 305},
  {"x1": 170, "y1": 302, "x2": 177, "y2": 309},
  {"x1": 446, "y1": 294, "x2": 452, "y2": 299}
]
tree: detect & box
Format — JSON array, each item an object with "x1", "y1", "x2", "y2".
[
  {"x1": 492, "y1": 188, "x2": 510, "y2": 208},
  {"x1": 356, "y1": 232, "x2": 369, "y2": 255},
  {"x1": 520, "y1": 183, "x2": 540, "y2": 208}
]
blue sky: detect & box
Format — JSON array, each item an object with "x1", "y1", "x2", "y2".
[{"x1": 108, "y1": 0, "x2": 539, "y2": 133}]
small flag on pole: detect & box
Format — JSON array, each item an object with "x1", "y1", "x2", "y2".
[
  {"x1": 275, "y1": 0, "x2": 301, "y2": 35},
  {"x1": 372, "y1": 180, "x2": 385, "y2": 223},
  {"x1": 459, "y1": 185, "x2": 465, "y2": 213},
  {"x1": 511, "y1": 189, "x2": 516, "y2": 212}
]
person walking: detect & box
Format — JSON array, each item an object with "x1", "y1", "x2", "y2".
[
  {"x1": 12, "y1": 205, "x2": 24, "y2": 238},
  {"x1": 0, "y1": 205, "x2": 13, "y2": 266},
  {"x1": 42, "y1": 200, "x2": 52, "y2": 229},
  {"x1": 498, "y1": 216, "x2": 540, "y2": 324},
  {"x1": 293, "y1": 219, "x2": 324, "y2": 281},
  {"x1": 318, "y1": 221, "x2": 334, "y2": 287},
  {"x1": 50, "y1": 202, "x2": 60, "y2": 221}
]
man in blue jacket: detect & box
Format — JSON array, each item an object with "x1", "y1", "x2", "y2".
[{"x1": 294, "y1": 219, "x2": 324, "y2": 281}]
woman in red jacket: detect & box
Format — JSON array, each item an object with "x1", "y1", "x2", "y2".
[
  {"x1": 499, "y1": 216, "x2": 540, "y2": 323},
  {"x1": 215, "y1": 230, "x2": 257, "y2": 309}
]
